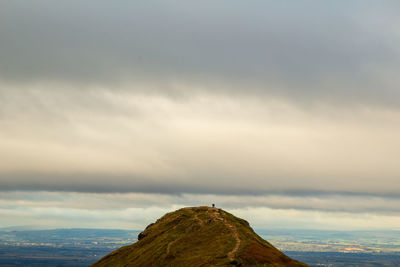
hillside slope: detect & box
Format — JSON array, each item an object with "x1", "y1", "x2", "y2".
[{"x1": 92, "y1": 206, "x2": 309, "y2": 266}]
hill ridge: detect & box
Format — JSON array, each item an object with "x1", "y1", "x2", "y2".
[{"x1": 92, "y1": 206, "x2": 309, "y2": 267}]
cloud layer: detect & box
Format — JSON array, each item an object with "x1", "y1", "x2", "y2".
[
  {"x1": 2, "y1": 1, "x2": 400, "y2": 105},
  {"x1": 1, "y1": 1, "x2": 400, "y2": 229},
  {"x1": 1, "y1": 191, "x2": 400, "y2": 230},
  {"x1": 1, "y1": 87, "x2": 400, "y2": 197}
]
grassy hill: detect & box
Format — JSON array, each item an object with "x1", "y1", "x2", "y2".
[{"x1": 91, "y1": 206, "x2": 309, "y2": 266}]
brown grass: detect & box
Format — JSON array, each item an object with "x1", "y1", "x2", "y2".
[{"x1": 91, "y1": 206, "x2": 309, "y2": 267}]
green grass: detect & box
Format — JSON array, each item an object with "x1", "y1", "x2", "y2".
[{"x1": 92, "y1": 207, "x2": 309, "y2": 267}]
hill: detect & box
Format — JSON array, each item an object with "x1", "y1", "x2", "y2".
[{"x1": 91, "y1": 206, "x2": 309, "y2": 266}]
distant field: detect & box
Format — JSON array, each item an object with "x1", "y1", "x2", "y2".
[
  {"x1": 0, "y1": 229, "x2": 138, "y2": 267},
  {"x1": 285, "y1": 251, "x2": 400, "y2": 267},
  {"x1": 0, "y1": 228, "x2": 399, "y2": 266},
  {"x1": 260, "y1": 229, "x2": 400, "y2": 254},
  {"x1": 264, "y1": 229, "x2": 400, "y2": 267},
  {"x1": 0, "y1": 245, "x2": 99, "y2": 267},
  {"x1": 0, "y1": 244, "x2": 102, "y2": 267}
]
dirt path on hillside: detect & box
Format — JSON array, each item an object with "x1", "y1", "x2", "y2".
[
  {"x1": 193, "y1": 212, "x2": 204, "y2": 226},
  {"x1": 166, "y1": 208, "x2": 204, "y2": 255},
  {"x1": 166, "y1": 237, "x2": 177, "y2": 254},
  {"x1": 166, "y1": 208, "x2": 241, "y2": 260},
  {"x1": 225, "y1": 219, "x2": 240, "y2": 261},
  {"x1": 209, "y1": 209, "x2": 241, "y2": 261}
]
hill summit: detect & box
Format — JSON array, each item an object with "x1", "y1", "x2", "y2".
[{"x1": 92, "y1": 206, "x2": 309, "y2": 266}]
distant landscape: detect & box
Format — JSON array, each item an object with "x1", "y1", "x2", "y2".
[
  {"x1": 261, "y1": 229, "x2": 400, "y2": 267},
  {"x1": 0, "y1": 229, "x2": 138, "y2": 267},
  {"x1": 0, "y1": 228, "x2": 399, "y2": 267}
]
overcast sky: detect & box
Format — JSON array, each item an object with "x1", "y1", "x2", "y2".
[{"x1": 1, "y1": 0, "x2": 400, "y2": 230}]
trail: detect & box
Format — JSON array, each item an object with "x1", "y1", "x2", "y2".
[
  {"x1": 209, "y1": 208, "x2": 241, "y2": 261},
  {"x1": 166, "y1": 224, "x2": 178, "y2": 254},
  {"x1": 165, "y1": 207, "x2": 241, "y2": 261},
  {"x1": 193, "y1": 212, "x2": 204, "y2": 226},
  {"x1": 166, "y1": 236, "x2": 177, "y2": 254},
  {"x1": 166, "y1": 208, "x2": 203, "y2": 255},
  {"x1": 225, "y1": 219, "x2": 240, "y2": 261}
]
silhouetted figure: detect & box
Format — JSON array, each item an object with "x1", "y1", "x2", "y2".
[{"x1": 212, "y1": 204, "x2": 215, "y2": 208}]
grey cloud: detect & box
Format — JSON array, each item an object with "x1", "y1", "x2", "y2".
[
  {"x1": 2, "y1": 1, "x2": 400, "y2": 227},
  {"x1": 1, "y1": 88, "x2": 400, "y2": 199},
  {"x1": 1, "y1": 191, "x2": 400, "y2": 215},
  {"x1": 1, "y1": 172, "x2": 400, "y2": 200},
  {"x1": 1, "y1": 1, "x2": 400, "y2": 105}
]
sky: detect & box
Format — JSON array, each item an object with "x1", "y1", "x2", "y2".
[{"x1": 1, "y1": 0, "x2": 400, "y2": 231}]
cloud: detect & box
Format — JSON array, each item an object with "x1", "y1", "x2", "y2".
[
  {"x1": 2, "y1": 191, "x2": 400, "y2": 214},
  {"x1": 1, "y1": 1, "x2": 400, "y2": 106},
  {"x1": 1, "y1": 86, "x2": 400, "y2": 197},
  {"x1": 1, "y1": 1, "x2": 400, "y2": 229},
  {"x1": 1, "y1": 191, "x2": 400, "y2": 230}
]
